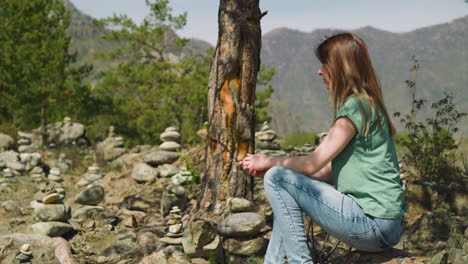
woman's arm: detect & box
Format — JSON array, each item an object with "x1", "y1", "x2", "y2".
[{"x1": 240, "y1": 117, "x2": 356, "y2": 178}]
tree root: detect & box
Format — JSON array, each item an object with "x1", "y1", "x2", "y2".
[{"x1": 0, "y1": 233, "x2": 77, "y2": 264}]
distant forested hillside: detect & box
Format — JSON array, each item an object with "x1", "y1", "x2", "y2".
[{"x1": 66, "y1": 0, "x2": 467, "y2": 136}]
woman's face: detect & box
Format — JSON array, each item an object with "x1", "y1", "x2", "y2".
[{"x1": 317, "y1": 65, "x2": 330, "y2": 90}]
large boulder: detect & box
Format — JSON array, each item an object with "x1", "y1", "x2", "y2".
[{"x1": 0, "y1": 133, "x2": 14, "y2": 151}]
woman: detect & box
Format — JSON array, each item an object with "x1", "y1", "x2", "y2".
[{"x1": 240, "y1": 32, "x2": 406, "y2": 264}]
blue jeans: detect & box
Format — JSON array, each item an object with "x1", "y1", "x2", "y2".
[{"x1": 263, "y1": 166, "x2": 404, "y2": 264}]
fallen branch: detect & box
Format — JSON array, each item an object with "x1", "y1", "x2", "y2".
[{"x1": 0, "y1": 233, "x2": 77, "y2": 264}]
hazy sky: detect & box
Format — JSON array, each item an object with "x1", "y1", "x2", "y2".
[{"x1": 71, "y1": 0, "x2": 468, "y2": 45}]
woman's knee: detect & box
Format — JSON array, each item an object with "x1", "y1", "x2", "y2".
[{"x1": 264, "y1": 166, "x2": 288, "y2": 185}]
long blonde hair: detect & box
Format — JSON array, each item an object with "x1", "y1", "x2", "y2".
[{"x1": 315, "y1": 32, "x2": 396, "y2": 136}]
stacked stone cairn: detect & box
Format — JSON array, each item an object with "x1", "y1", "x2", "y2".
[
  {"x1": 96, "y1": 126, "x2": 127, "y2": 162},
  {"x1": 47, "y1": 167, "x2": 63, "y2": 183},
  {"x1": 255, "y1": 121, "x2": 287, "y2": 157},
  {"x1": 217, "y1": 198, "x2": 268, "y2": 258},
  {"x1": 15, "y1": 244, "x2": 33, "y2": 264},
  {"x1": 29, "y1": 183, "x2": 73, "y2": 237},
  {"x1": 142, "y1": 127, "x2": 180, "y2": 168},
  {"x1": 160, "y1": 127, "x2": 181, "y2": 152},
  {"x1": 159, "y1": 206, "x2": 184, "y2": 245},
  {"x1": 17, "y1": 131, "x2": 38, "y2": 153},
  {"x1": 78, "y1": 163, "x2": 104, "y2": 186}
]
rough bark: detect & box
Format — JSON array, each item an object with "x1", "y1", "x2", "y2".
[{"x1": 196, "y1": 0, "x2": 262, "y2": 220}]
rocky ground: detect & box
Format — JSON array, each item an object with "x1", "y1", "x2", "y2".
[{"x1": 0, "y1": 120, "x2": 467, "y2": 264}]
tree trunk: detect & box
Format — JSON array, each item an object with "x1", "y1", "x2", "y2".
[{"x1": 196, "y1": 0, "x2": 262, "y2": 220}]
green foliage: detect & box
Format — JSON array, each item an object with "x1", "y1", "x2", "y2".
[
  {"x1": 281, "y1": 132, "x2": 316, "y2": 147},
  {"x1": 92, "y1": 0, "x2": 209, "y2": 146},
  {"x1": 256, "y1": 64, "x2": 275, "y2": 130},
  {"x1": 0, "y1": 0, "x2": 94, "y2": 134},
  {"x1": 393, "y1": 57, "x2": 467, "y2": 184}
]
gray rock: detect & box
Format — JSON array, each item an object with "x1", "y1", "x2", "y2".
[
  {"x1": 29, "y1": 222, "x2": 73, "y2": 237},
  {"x1": 256, "y1": 140, "x2": 281, "y2": 150},
  {"x1": 223, "y1": 236, "x2": 267, "y2": 256},
  {"x1": 160, "y1": 131, "x2": 180, "y2": 142},
  {"x1": 165, "y1": 127, "x2": 178, "y2": 132},
  {"x1": 190, "y1": 220, "x2": 217, "y2": 248},
  {"x1": 229, "y1": 198, "x2": 254, "y2": 213},
  {"x1": 159, "y1": 164, "x2": 179, "y2": 178},
  {"x1": 182, "y1": 226, "x2": 220, "y2": 258},
  {"x1": 144, "y1": 151, "x2": 179, "y2": 166},
  {"x1": 17, "y1": 138, "x2": 31, "y2": 145},
  {"x1": 49, "y1": 168, "x2": 61, "y2": 176},
  {"x1": 19, "y1": 153, "x2": 42, "y2": 171},
  {"x1": 75, "y1": 185, "x2": 105, "y2": 205},
  {"x1": 168, "y1": 185, "x2": 186, "y2": 197},
  {"x1": 72, "y1": 205, "x2": 105, "y2": 219},
  {"x1": 18, "y1": 131, "x2": 33, "y2": 139},
  {"x1": 18, "y1": 145, "x2": 38, "y2": 153},
  {"x1": 131, "y1": 163, "x2": 159, "y2": 182},
  {"x1": 160, "y1": 236, "x2": 183, "y2": 245},
  {"x1": 160, "y1": 141, "x2": 181, "y2": 152},
  {"x1": 84, "y1": 173, "x2": 103, "y2": 183},
  {"x1": 0, "y1": 133, "x2": 14, "y2": 150},
  {"x1": 0, "y1": 150, "x2": 20, "y2": 166},
  {"x1": 171, "y1": 173, "x2": 193, "y2": 185},
  {"x1": 255, "y1": 130, "x2": 277, "y2": 141},
  {"x1": 34, "y1": 203, "x2": 71, "y2": 222},
  {"x1": 217, "y1": 212, "x2": 266, "y2": 237},
  {"x1": 169, "y1": 224, "x2": 183, "y2": 234}
]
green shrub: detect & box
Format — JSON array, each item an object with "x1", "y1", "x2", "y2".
[{"x1": 393, "y1": 56, "x2": 467, "y2": 184}]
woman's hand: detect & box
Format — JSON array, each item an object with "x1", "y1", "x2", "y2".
[{"x1": 239, "y1": 154, "x2": 276, "y2": 177}]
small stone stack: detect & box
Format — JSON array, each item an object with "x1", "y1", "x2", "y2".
[
  {"x1": 161, "y1": 185, "x2": 187, "y2": 217},
  {"x1": 82, "y1": 164, "x2": 104, "y2": 185},
  {"x1": 57, "y1": 153, "x2": 72, "y2": 172},
  {"x1": 2, "y1": 167, "x2": 14, "y2": 178},
  {"x1": 160, "y1": 206, "x2": 184, "y2": 245},
  {"x1": 255, "y1": 122, "x2": 287, "y2": 157},
  {"x1": 30, "y1": 166, "x2": 44, "y2": 181},
  {"x1": 96, "y1": 126, "x2": 127, "y2": 162},
  {"x1": 47, "y1": 168, "x2": 63, "y2": 183},
  {"x1": 15, "y1": 244, "x2": 33, "y2": 264},
  {"x1": 160, "y1": 127, "x2": 181, "y2": 152},
  {"x1": 17, "y1": 131, "x2": 37, "y2": 153},
  {"x1": 218, "y1": 198, "x2": 268, "y2": 257},
  {"x1": 167, "y1": 206, "x2": 183, "y2": 225},
  {"x1": 143, "y1": 127, "x2": 180, "y2": 167},
  {"x1": 29, "y1": 185, "x2": 73, "y2": 237}
]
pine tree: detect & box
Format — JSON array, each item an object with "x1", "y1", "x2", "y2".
[
  {"x1": 0, "y1": 0, "x2": 75, "y2": 141},
  {"x1": 93, "y1": 0, "x2": 209, "y2": 145}
]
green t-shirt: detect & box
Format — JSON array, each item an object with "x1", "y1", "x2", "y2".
[{"x1": 331, "y1": 95, "x2": 407, "y2": 218}]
